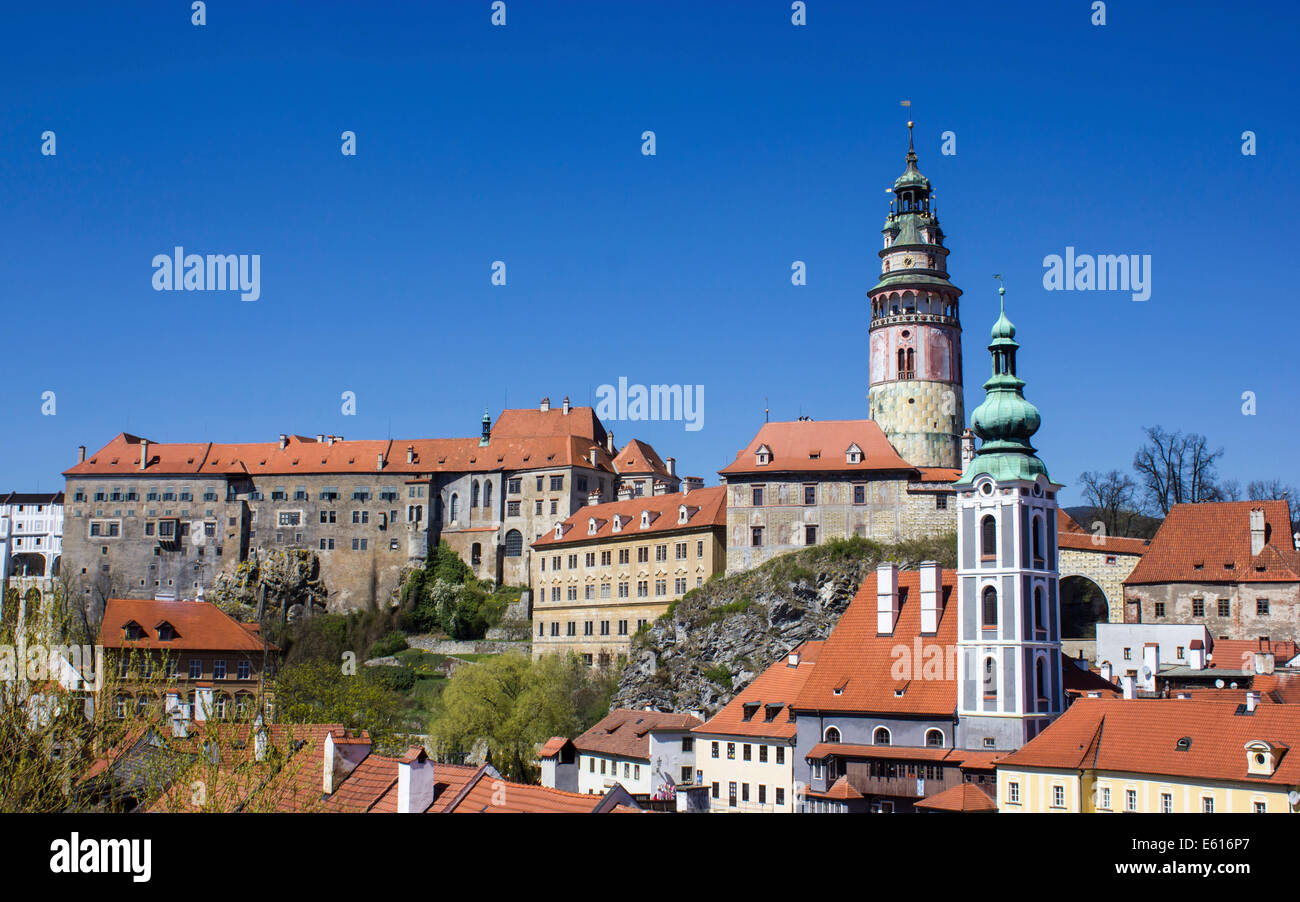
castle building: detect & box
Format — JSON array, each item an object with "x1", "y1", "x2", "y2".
[
  {"x1": 953, "y1": 285, "x2": 1066, "y2": 750},
  {"x1": 867, "y1": 122, "x2": 964, "y2": 470},
  {"x1": 0, "y1": 491, "x2": 64, "y2": 616},
  {"x1": 61, "y1": 399, "x2": 677, "y2": 615}
]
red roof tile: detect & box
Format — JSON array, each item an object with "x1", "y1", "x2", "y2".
[
  {"x1": 612, "y1": 439, "x2": 671, "y2": 477},
  {"x1": 1056, "y1": 510, "x2": 1149, "y2": 555},
  {"x1": 915, "y1": 782, "x2": 997, "y2": 812},
  {"x1": 719, "y1": 420, "x2": 916, "y2": 476},
  {"x1": 1126, "y1": 501, "x2": 1299, "y2": 585},
  {"x1": 694, "y1": 642, "x2": 824, "y2": 740},
  {"x1": 98, "y1": 598, "x2": 270, "y2": 652},
  {"x1": 804, "y1": 775, "x2": 863, "y2": 801},
  {"x1": 532, "y1": 486, "x2": 725, "y2": 549},
  {"x1": 538, "y1": 737, "x2": 571, "y2": 759},
  {"x1": 573, "y1": 709, "x2": 702, "y2": 760},
  {"x1": 998, "y1": 698, "x2": 1300, "y2": 786},
  {"x1": 793, "y1": 569, "x2": 959, "y2": 717}
]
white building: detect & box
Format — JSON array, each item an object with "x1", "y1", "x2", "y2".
[
  {"x1": 572, "y1": 708, "x2": 701, "y2": 799},
  {"x1": 1, "y1": 491, "x2": 64, "y2": 615},
  {"x1": 1096, "y1": 623, "x2": 1212, "y2": 691}
]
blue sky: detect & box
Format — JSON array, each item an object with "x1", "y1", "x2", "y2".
[{"x1": 1, "y1": 0, "x2": 1295, "y2": 506}]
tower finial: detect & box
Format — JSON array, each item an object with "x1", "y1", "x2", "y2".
[
  {"x1": 993, "y1": 273, "x2": 1006, "y2": 314},
  {"x1": 907, "y1": 120, "x2": 914, "y2": 152}
]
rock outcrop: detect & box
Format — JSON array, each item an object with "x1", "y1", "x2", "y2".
[{"x1": 613, "y1": 534, "x2": 956, "y2": 716}]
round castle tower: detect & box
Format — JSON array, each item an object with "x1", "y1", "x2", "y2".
[{"x1": 866, "y1": 122, "x2": 964, "y2": 469}]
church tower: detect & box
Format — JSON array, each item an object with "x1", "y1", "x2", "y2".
[
  {"x1": 954, "y1": 282, "x2": 1064, "y2": 751},
  {"x1": 867, "y1": 122, "x2": 964, "y2": 469}
]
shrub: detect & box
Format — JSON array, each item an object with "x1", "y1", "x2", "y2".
[{"x1": 367, "y1": 631, "x2": 409, "y2": 659}]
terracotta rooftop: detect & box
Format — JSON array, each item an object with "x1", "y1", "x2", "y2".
[
  {"x1": 804, "y1": 775, "x2": 864, "y2": 801},
  {"x1": 718, "y1": 419, "x2": 916, "y2": 476},
  {"x1": 98, "y1": 598, "x2": 271, "y2": 652},
  {"x1": 694, "y1": 642, "x2": 824, "y2": 740},
  {"x1": 792, "y1": 568, "x2": 959, "y2": 717},
  {"x1": 538, "y1": 737, "x2": 572, "y2": 759},
  {"x1": 531, "y1": 486, "x2": 725, "y2": 549},
  {"x1": 612, "y1": 439, "x2": 671, "y2": 477},
  {"x1": 997, "y1": 698, "x2": 1300, "y2": 787},
  {"x1": 1056, "y1": 509, "x2": 1150, "y2": 555},
  {"x1": 1125, "y1": 500, "x2": 1299, "y2": 586},
  {"x1": 915, "y1": 782, "x2": 997, "y2": 812},
  {"x1": 573, "y1": 709, "x2": 703, "y2": 761}
]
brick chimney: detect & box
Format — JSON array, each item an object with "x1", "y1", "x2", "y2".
[
  {"x1": 682, "y1": 476, "x2": 704, "y2": 495},
  {"x1": 665, "y1": 457, "x2": 676, "y2": 477},
  {"x1": 77, "y1": 445, "x2": 86, "y2": 463},
  {"x1": 587, "y1": 489, "x2": 602, "y2": 506},
  {"x1": 652, "y1": 480, "x2": 669, "y2": 496},
  {"x1": 139, "y1": 439, "x2": 149, "y2": 470},
  {"x1": 876, "y1": 563, "x2": 900, "y2": 635},
  {"x1": 1250, "y1": 507, "x2": 1267, "y2": 556},
  {"x1": 540, "y1": 397, "x2": 550, "y2": 412},
  {"x1": 919, "y1": 560, "x2": 941, "y2": 634},
  {"x1": 397, "y1": 748, "x2": 436, "y2": 813},
  {"x1": 606, "y1": 431, "x2": 615, "y2": 454},
  {"x1": 563, "y1": 396, "x2": 570, "y2": 415}
]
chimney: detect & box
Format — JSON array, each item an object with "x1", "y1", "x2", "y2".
[
  {"x1": 77, "y1": 445, "x2": 86, "y2": 463},
  {"x1": 192, "y1": 685, "x2": 213, "y2": 722},
  {"x1": 171, "y1": 707, "x2": 188, "y2": 739},
  {"x1": 683, "y1": 476, "x2": 704, "y2": 494},
  {"x1": 960, "y1": 428, "x2": 976, "y2": 470},
  {"x1": 253, "y1": 717, "x2": 268, "y2": 762},
  {"x1": 1142, "y1": 643, "x2": 1159, "y2": 691},
  {"x1": 1250, "y1": 507, "x2": 1266, "y2": 556},
  {"x1": 323, "y1": 730, "x2": 371, "y2": 795},
  {"x1": 919, "y1": 560, "x2": 940, "y2": 634},
  {"x1": 788, "y1": 650, "x2": 801, "y2": 667},
  {"x1": 1246, "y1": 690, "x2": 1261, "y2": 713},
  {"x1": 652, "y1": 480, "x2": 668, "y2": 496},
  {"x1": 607, "y1": 431, "x2": 615, "y2": 454},
  {"x1": 1189, "y1": 640, "x2": 1206, "y2": 670},
  {"x1": 589, "y1": 447, "x2": 598, "y2": 467},
  {"x1": 540, "y1": 397, "x2": 550, "y2": 412},
  {"x1": 587, "y1": 489, "x2": 601, "y2": 507},
  {"x1": 563, "y1": 396, "x2": 570, "y2": 415},
  {"x1": 279, "y1": 434, "x2": 288, "y2": 450},
  {"x1": 376, "y1": 452, "x2": 385, "y2": 471},
  {"x1": 666, "y1": 457, "x2": 676, "y2": 477},
  {"x1": 406, "y1": 445, "x2": 415, "y2": 464},
  {"x1": 397, "y1": 748, "x2": 436, "y2": 813},
  {"x1": 139, "y1": 439, "x2": 149, "y2": 470},
  {"x1": 1294, "y1": 530, "x2": 1300, "y2": 551},
  {"x1": 1099, "y1": 661, "x2": 1112, "y2": 683},
  {"x1": 617, "y1": 483, "x2": 634, "y2": 501},
  {"x1": 1255, "y1": 651, "x2": 1276, "y2": 675},
  {"x1": 1120, "y1": 675, "x2": 1135, "y2": 700},
  {"x1": 876, "y1": 563, "x2": 900, "y2": 635},
  {"x1": 316, "y1": 433, "x2": 325, "y2": 442}
]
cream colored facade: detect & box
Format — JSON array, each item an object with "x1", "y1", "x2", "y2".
[
  {"x1": 530, "y1": 521, "x2": 725, "y2": 666},
  {"x1": 997, "y1": 767, "x2": 1293, "y2": 814},
  {"x1": 694, "y1": 733, "x2": 797, "y2": 812}
]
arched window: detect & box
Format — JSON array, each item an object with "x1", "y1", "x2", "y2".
[
  {"x1": 982, "y1": 586, "x2": 998, "y2": 630},
  {"x1": 905, "y1": 347, "x2": 915, "y2": 376},
  {"x1": 471, "y1": 542, "x2": 482, "y2": 566},
  {"x1": 483, "y1": 481, "x2": 492, "y2": 509},
  {"x1": 824, "y1": 726, "x2": 841, "y2": 744},
  {"x1": 1034, "y1": 586, "x2": 1047, "y2": 634},
  {"x1": 504, "y1": 529, "x2": 523, "y2": 557},
  {"x1": 873, "y1": 727, "x2": 891, "y2": 745},
  {"x1": 925, "y1": 729, "x2": 945, "y2": 748},
  {"x1": 449, "y1": 494, "x2": 459, "y2": 522},
  {"x1": 983, "y1": 657, "x2": 998, "y2": 702},
  {"x1": 471, "y1": 480, "x2": 479, "y2": 508},
  {"x1": 897, "y1": 348, "x2": 906, "y2": 374},
  {"x1": 980, "y1": 515, "x2": 997, "y2": 562},
  {"x1": 1035, "y1": 656, "x2": 1048, "y2": 712},
  {"x1": 1032, "y1": 515, "x2": 1045, "y2": 568}
]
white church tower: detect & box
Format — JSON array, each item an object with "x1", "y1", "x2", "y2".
[{"x1": 955, "y1": 282, "x2": 1064, "y2": 751}]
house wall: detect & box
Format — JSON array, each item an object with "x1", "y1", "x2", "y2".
[
  {"x1": 694, "y1": 732, "x2": 796, "y2": 812},
  {"x1": 1123, "y1": 581, "x2": 1300, "y2": 643},
  {"x1": 998, "y1": 766, "x2": 1291, "y2": 813}
]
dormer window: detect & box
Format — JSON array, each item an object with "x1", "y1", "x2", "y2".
[
  {"x1": 845, "y1": 443, "x2": 863, "y2": 464},
  {"x1": 1245, "y1": 740, "x2": 1285, "y2": 777},
  {"x1": 755, "y1": 444, "x2": 772, "y2": 466},
  {"x1": 123, "y1": 621, "x2": 145, "y2": 641},
  {"x1": 612, "y1": 515, "x2": 623, "y2": 533},
  {"x1": 640, "y1": 510, "x2": 659, "y2": 529},
  {"x1": 742, "y1": 703, "x2": 760, "y2": 722},
  {"x1": 679, "y1": 505, "x2": 688, "y2": 524},
  {"x1": 554, "y1": 523, "x2": 565, "y2": 540},
  {"x1": 156, "y1": 621, "x2": 177, "y2": 642},
  {"x1": 588, "y1": 518, "x2": 597, "y2": 536}
]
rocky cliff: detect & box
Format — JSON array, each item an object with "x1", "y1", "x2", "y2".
[{"x1": 613, "y1": 534, "x2": 956, "y2": 716}]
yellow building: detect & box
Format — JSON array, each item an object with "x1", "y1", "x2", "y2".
[
  {"x1": 530, "y1": 485, "x2": 726, "y2": 666},
  {"x1": 996, "y1": 697, "x2": 1300, "y2": 813}
]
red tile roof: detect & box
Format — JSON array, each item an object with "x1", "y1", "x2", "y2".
[
  {"x1": 1208, "y1": 638, "x2": 1300, "y2": 672},
  {"x1": 1056, "y1": 509, "x2": 1150, "y2": 555},
  {"x1": 915, "y1": 782, "x2": 997, "y2": 812},
  {"x1": 804, "y1": 775, "x2": 863, "y2": 801},
  {"x1": 64, "y1": 424, "x2": 617, "y2": 478},
  {"x1": 531, "y1": 486, "x2": 725, "y2": 549},
  {"x1": 1125, "y1": 501, "x2": 1300, "y2": 586},
  {"x1": 612, "y1": 439, "x2": 671, "y2": 477},
  {"x1": 694, "y1": 642, "x2": 824, "y2": 740},
  {"x1": 792, "y1": 568, "x2": 959, "y2": 717},
  {"x1": 98, "y1": 598, "x2": 271, "y2": 652},
  {"x1": 805, "y1": 742, "x2": 954, "y2": 763},
  {"x1": 718, "y1": 420, "x2": 916, "y2": 476},
  {"x1": 573, "y1": 709, "x2": 703, "y2": 760},
  {"x1": 998, "y1": 698, "x2": 1300, "y2": 787},
  {"x1": 538, "y1": 737, "x2": 571, "y2": 759},
  {"x1": 442, "y1": 776, "x2": 614, "y2": 813}
]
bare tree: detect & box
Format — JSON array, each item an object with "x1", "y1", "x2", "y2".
[
  {"x1": 1132, "y1": 426, "x2": 1223, "y2": 515},
  {"x1": 1246, "y1": 479, "x2": 1300, "y2": 528},
  {"x1": 1078, "y1": 469, "x2": 1139, "y2": 538}
]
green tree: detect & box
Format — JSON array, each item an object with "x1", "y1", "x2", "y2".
[{"x1": 273, "y1": 658, "x2": 407, "y2": 752}]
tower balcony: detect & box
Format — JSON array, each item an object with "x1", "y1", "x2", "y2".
[{"x1": 869, "y1": 312, "x2": 960, "y2": 329}]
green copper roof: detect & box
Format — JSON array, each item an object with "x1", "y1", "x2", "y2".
[{"x1": 956, "y1": 286, "x2": 1051, "y2": 485}]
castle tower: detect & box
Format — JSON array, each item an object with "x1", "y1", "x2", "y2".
[
  {"x1": 867, "y1": 122, "x2": 963, "y2": 469},
  {"x1": 954, "y1": 283, "x2": 1064, "y2": 751}
]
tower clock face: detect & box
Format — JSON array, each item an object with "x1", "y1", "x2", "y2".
[{"x1": 904, "y1": 256, "x2": 914, "y2": 267}]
